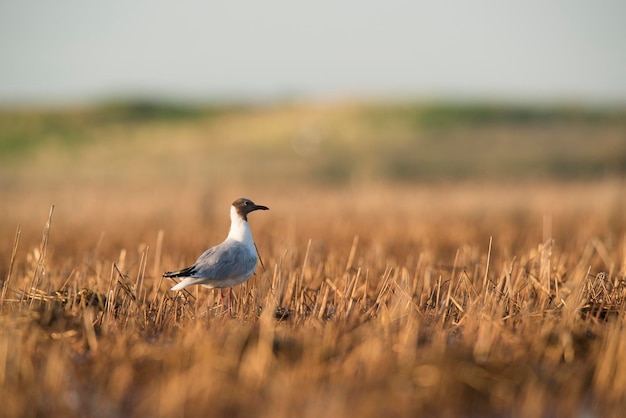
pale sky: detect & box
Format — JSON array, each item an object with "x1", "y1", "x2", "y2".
[{"x1": 1, "y1": 0, "x2": 625, "y2": 105}]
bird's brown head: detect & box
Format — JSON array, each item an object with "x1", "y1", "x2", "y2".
[{"x1": 232, "y1": 198, "x2": 269, "y2": 221}]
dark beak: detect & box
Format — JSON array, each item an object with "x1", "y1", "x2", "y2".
[{"x1": 253, "y1": 204, "x2": 269, "y2": 211}]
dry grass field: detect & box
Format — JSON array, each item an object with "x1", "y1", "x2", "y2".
[{"x1": 1, "y1": 102, "x2": 625, "y2": 417}]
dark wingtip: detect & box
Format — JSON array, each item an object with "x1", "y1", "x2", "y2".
[{"x1": 163, "y1": 265, "x2": 195, "y2": 278}]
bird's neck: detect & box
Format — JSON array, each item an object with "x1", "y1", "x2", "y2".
[{"x1": 227, "y1": 205, "x2": 253, "y2": 244}]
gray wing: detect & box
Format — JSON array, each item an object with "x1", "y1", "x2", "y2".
[{"x1": 187, "y1": 241, "x2": 257, "y2": 280}]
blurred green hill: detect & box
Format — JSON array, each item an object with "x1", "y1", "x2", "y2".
[{"x1": 1, "y1": 100, "x2": 625, "y2": 188}]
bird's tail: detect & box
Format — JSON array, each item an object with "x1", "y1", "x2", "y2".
[
  {"x1": 170, "y1": 280, "x2": 190, "y2": 291},
  {"x1": 170, "y1": 277, "x2": 208, "y2": 291}
]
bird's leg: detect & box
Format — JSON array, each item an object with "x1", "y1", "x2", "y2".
[
  {"x1": 218, "y1": 289, "x2": 224, "y2": 309},
  {"x1": 218, "y1": 288, "x2": 232, "y2": 315}
]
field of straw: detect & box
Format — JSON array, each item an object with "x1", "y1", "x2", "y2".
[{"x1": 1, "y1": 102, "x2": 625, "y2": 417}]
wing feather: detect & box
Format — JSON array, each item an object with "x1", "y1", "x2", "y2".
[{"x1": 192, "y1": 242, "x2": 257, "y2": 280}]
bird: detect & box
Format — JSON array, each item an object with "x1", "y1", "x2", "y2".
[{"x1": 164, "y1": 198, "x2": 269, "y2": 295}]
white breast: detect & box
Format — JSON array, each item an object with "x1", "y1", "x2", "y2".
[{"x1": 227, "y1": 206, "x2": 257, "y2": 254}]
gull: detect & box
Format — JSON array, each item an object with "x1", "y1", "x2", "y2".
[{"x1": 164, "y1": 198, "x2": 269, "y2": 294}]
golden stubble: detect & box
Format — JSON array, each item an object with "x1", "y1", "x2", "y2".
[{"x1": 1, "y1": 180, "x2": 625, "y2": 418}]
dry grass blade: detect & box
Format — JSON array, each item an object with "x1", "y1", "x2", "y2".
[
  {"x1": 24, "y1": 205, "x2": 54, "y2": 306},
  {"x1": 0, "y1": 225, "x2": 20, "y2": 309}
]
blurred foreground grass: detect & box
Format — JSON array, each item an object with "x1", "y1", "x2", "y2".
[{"x1": 1, "y1": 101, "x2": 626, "y2": 417}]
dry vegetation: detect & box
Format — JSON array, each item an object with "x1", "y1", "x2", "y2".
[{"x1": 1, "y1": 102, "x2": 626, "y2": 417}]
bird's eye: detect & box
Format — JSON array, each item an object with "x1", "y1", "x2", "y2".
[{"x1": 245, "y1": 201, "x2": 251, "y2": 206}]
